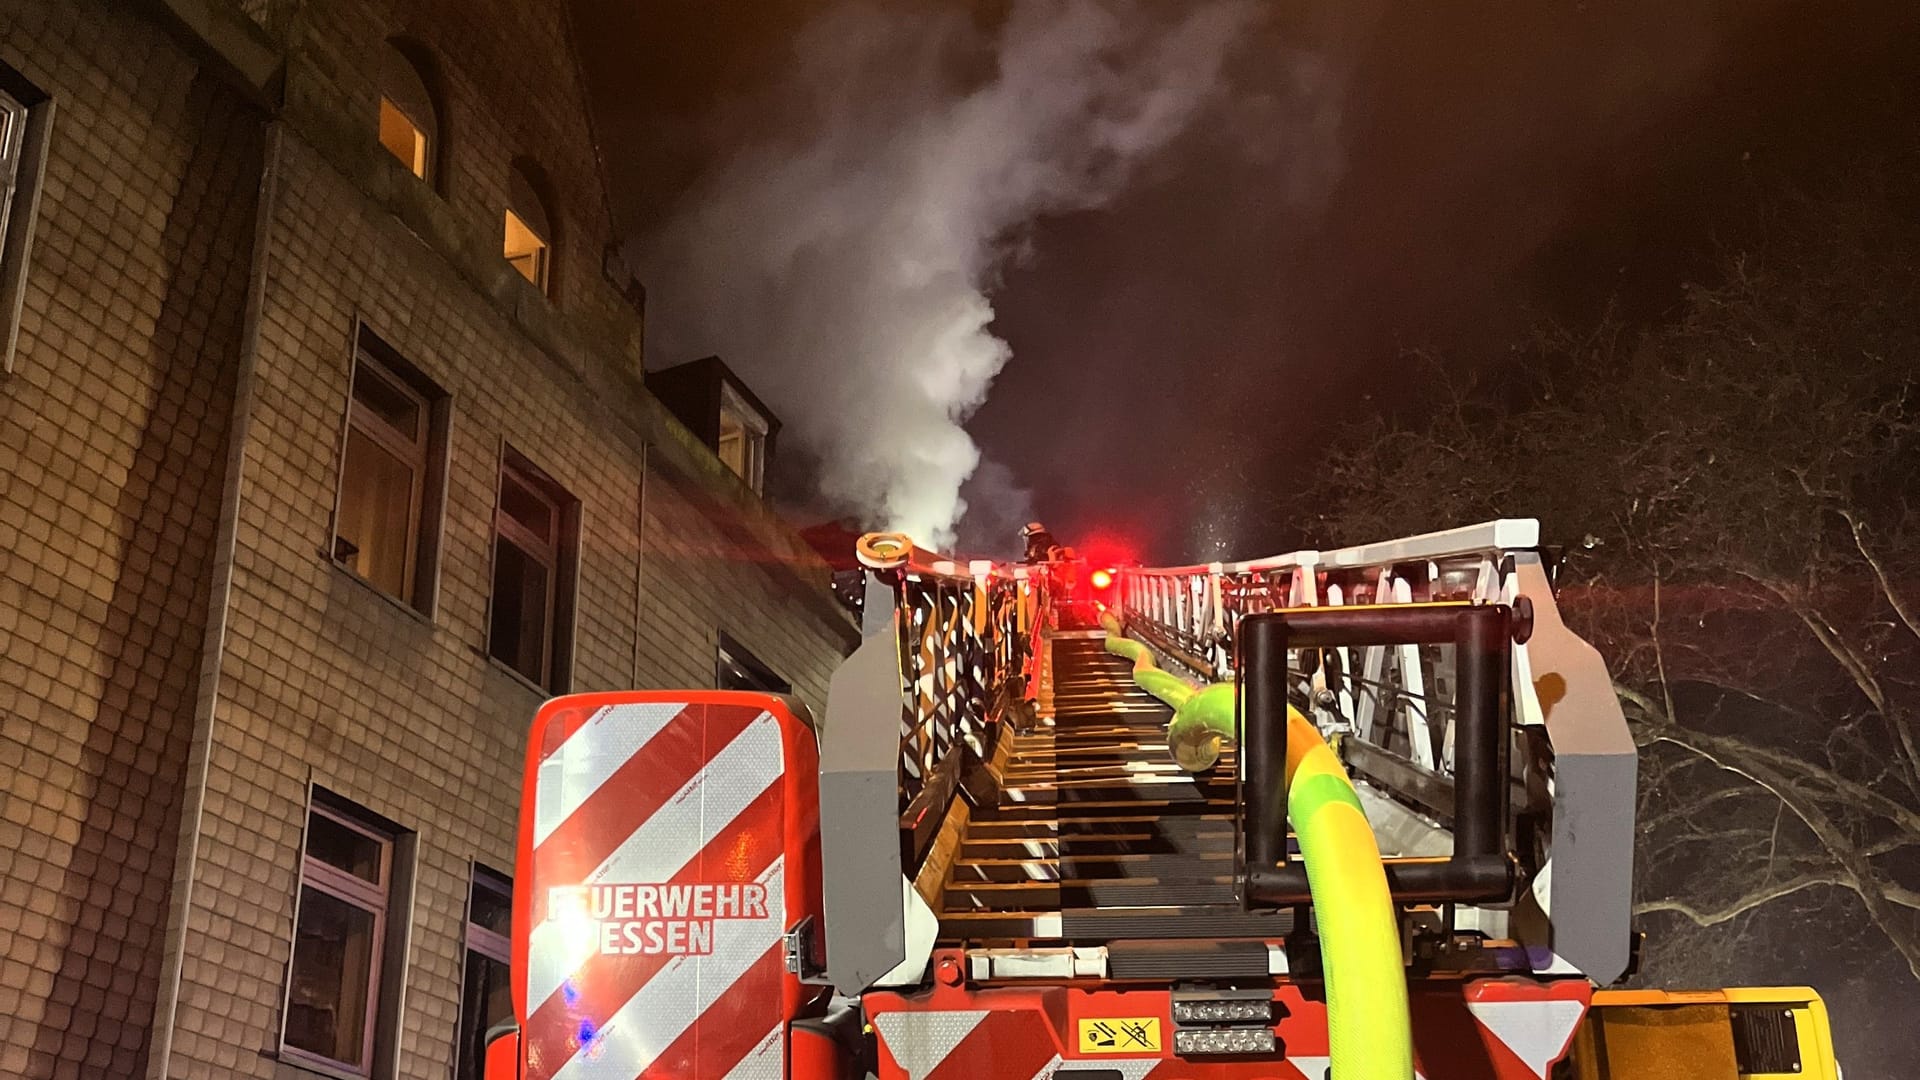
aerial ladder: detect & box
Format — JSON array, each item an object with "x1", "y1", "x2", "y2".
[{"x1": 485, "y1": 519, "x2": 1840, "y2": 1079}]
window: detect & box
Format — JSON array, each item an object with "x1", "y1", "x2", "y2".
[
  {"x1": 0, "y1": 90, "x2": 29, "y2": 249},
  {"x1": 717, "y1": 382, "x2": 769, "y2": 493},
  {"x1": 331, "y1": 328, "x2": 449, "y2": 613},
  {"x1": 377, "y1": 40, "x2": 439, "y2": 183},
  {"x1": 488, "y1": 448, "x2": 579, "y2": 691},
  {"x1": 379, "y1": 98, "x2": 428, "y2": 178},
  {"x1": 718, "y1": 632, "x2": 790, "y2": 695},
  {"x1": 0, "y1": 65, "x2": 52, "y2": 375},
  {"x1": 455, "y1": 866, "x2": 513, "y2": 1080},
  {"x1": 284, "y1": 794, "x2": 405, "y2": 1076},
  {"x1": 504, "y1": 161, "x2": 553, "y2": 293}
]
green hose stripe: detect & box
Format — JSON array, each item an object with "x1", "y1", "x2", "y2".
[
  {"x1": 1287, "y1": 769, "x2": 1366, "y2": 822},
  {"x1": 1101, "y1": 621, "x2": 1196, "y2": 710},
  {"x1": 1135, "y1": 668, "x2": 1194, "y2": 707},
  {"x1": 1172, "y1": 682, "x2": 1236, "y2": 739},
  {"x1": 1100, "y1": 617, "x2": 1230, "y2": 747}
]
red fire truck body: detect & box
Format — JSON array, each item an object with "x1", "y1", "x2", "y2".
[{"x1": 483, "y1": 524, "x2": 1841, "y2": 1080}]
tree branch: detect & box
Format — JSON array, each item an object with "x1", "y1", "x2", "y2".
[
  {"x1": 1631, "y1": 713, "x2": 1920, "y2": 979},
  {"x1": 1842, "y1": 509, "x2": 1920, "y2": 646},
  {"x1": 1735, "y1": 568, "x2": 1890, "y2": 711},
  {"x1": 1634, "y1": 873, "x2": 1848, "y2": 927},
  {"x1": 1651, "y1": 572, "x2": 1679, "y2": 731},
  {"x1": 1864, "y1": 833, "x2": 1920, "y2": 858},
  {"x1": 1793, "y1": 601, "x2": 1890, "y2": 714},
  {"x1": 1621, "y1": 694, "x2": 1920, "y2": 839},
  {"x1": 1731, "y1": 569, "x2": 1920, "y2": 791}
]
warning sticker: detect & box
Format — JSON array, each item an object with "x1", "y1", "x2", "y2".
[{"x1": 1076, "y1": 1017, "x2": 1163, "y2": 1054}]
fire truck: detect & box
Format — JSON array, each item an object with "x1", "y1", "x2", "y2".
[{"x1": 483, "y1": 520, "x2": 1840, "y2": 1079}]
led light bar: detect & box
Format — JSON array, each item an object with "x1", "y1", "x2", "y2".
[
  {"x1": 1174, "y1": 1027, "x2": 1277, "y2": 1055},
  {"x1": 1172, "y1": 999, "x2": 1273, "y2": 1024}
]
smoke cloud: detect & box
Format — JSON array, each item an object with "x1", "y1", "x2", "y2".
[{"x1": 639, "y1": 0, "x2": 1260, "y2": 551}]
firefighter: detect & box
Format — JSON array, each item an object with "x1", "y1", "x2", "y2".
[
  {"x1": 1053, "y1": 545, "x2": 1080, "y2": 601},
  {"x1": 1020, "y1": 521, "x2": 1056, "y2": 564}
]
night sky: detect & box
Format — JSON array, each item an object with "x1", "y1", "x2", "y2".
[
  {"x1": 563, "y1": 6, "x2": 1920, "y2": 1071},
  {"x1": 571, "y1": 0, "x2": 1920, "y2": 562}
]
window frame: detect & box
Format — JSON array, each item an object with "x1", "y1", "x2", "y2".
[
  {"x1": 717, "y1": 631, "x2": 791, "y2": 695},
  {"x1": 328, "y1": 323, "x2": 451, "y2": 616},
  {"x1": 335, "y1": 349, "x2": 429, "y2": 598},
  {"x1": 282, "y1": 802, "x2": 395, "y2": 1078},
  {"x1": 0, "y1": 64, "x2": 52, "y2": 376},
  {"x1": 464, "y1": 865, "x2": 512, "y2": 965},
  {"x1": 487, "y1": 446, "x2": 579, "y2": 693},
  {"x1": 454, "y1": 864, "x2": 514, "y2": 1080},
  {"x1": 717, "y1": 382, "x2": 769, "y2": 493},
  {"x1": 377, "y1": 96, "x2": 430, "y2": 180},
  {"x1": 0, "y1": 88, "x2": 28, "y2": 249},
  {"x1": 502, "y1": 207, "x2": 550, "y2": 293},
  {"x1": 504, "y1": 160, "x2": 556, "y2": 297},
  {"x1": 493, "y1": 464, "x2": 560, "y2": 687},
  {"x1": 377, "y1": 38, "x2": 442, "y2": 189}
]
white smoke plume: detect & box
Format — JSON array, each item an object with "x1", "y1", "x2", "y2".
[{"x1": 639, "y1": 0, "x2": 1261, "y2": 551}]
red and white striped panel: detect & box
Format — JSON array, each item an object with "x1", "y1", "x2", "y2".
[{"x1": 514, "y1": 694, "x2": 811, "y2": 1080}]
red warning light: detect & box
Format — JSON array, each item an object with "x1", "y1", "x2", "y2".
[{"x1": 1089, "y1": 568, "x2": 1115, "y2": 591}]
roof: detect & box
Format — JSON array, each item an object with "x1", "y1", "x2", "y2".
[{"x1": 648, "y1": 355, "x2": 781, "y2": 437}]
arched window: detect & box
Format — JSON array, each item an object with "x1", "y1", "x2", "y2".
[
  {"x1": 378, "y1": 39, "x2": 439, "y2": 183},
  {"x1": 504, "y1": 160, "x2": 554, "y2": 294}
]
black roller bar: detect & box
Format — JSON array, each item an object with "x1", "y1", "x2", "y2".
[{"x1": 1238, "y1": 603, "x2": 1516, "y2": 905}]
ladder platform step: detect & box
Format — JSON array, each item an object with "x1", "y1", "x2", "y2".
[
  {"x1": 937, "y1": 906, "x2": 1295, "y2": 944},
  {"x1": 1107, "y1": 939, "x2": 1274, "y2": 980},
  {"x1": 966, "y1": 813, "x2": 1234, "y2": 833},
  {"x1": 950, "y1": 853, "x2": 1234, "y2": 883},
  {"x1": 971, "y1": 798, "x2": 1235, "y2": 820},
  {"x1": 944, "y1": 879, "x2": 1238, "y2": 910}
]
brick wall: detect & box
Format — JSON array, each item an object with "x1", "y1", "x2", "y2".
[
  {"x1": 285, "y1": 0, "x2": 642, "y2": 363},
  {"x1": 0, "y1": 3, "x2": 265, "y2": 1078},
  {"x1": 142, "y1": 2, "x2": 857, "y2": 1079},
  {"x1": 235, "y1": 0, "x2": 295, "y2": 41},
  {"x1": 3, "y1": 1, "x2": 859, "y2": 1079},
  {"x1": 1, "y1": 0, "x2": 859, "y2": 1074},
  {"x1": 150, "y1": 127, "x2": 852, "y2": 1080},
  {"x1": 637, "y1": 466, "x2": 844, "y2": 708}
]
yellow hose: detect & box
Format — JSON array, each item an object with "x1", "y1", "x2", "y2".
[
  {"x1": 1097, "y1": 614, "x2": 1411, "y2": 1077},
  {"x1": 1099, "y1": 614, "x2": 1233, "y2": 771},
  {"x1": 1284, "y1": 705, "x2": 1413, "y2": 1079}
]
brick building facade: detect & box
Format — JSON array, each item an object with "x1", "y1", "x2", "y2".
[{"x1": 0, "y1": 2, "x2": 859, "y2": 1078}]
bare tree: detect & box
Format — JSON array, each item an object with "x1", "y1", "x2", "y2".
[{"x1": 1309, "y1": 182, "x2": 1920, "y2": 989}]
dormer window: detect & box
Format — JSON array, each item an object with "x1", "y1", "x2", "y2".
[
  {"x1": 646, "y1": 357, "x2": 781, "y2": 498},
  {"x1": 504, "y1": 162, "x2": 552, "y2": 293},
  {"x1": 378, "y1": 41, "x2": 439, "y2": 183},
  {"x1": 379, "y1": 97, "x2": 427, "y2": 178},
  {"x1": 717, "y1": 381, "x2": 768, "y2": 493}
]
